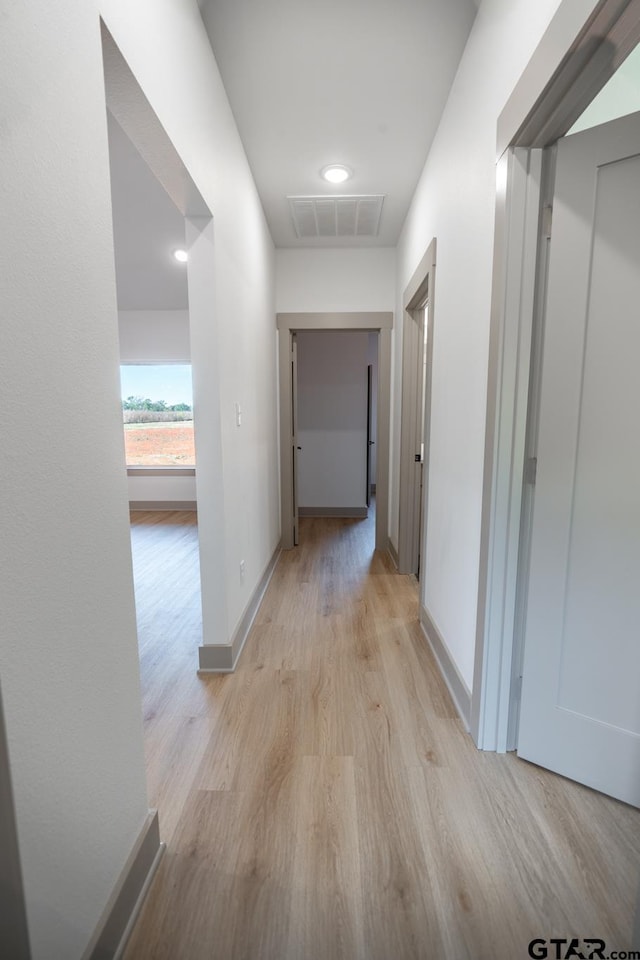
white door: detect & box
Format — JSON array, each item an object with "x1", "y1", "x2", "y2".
[{"x1": 518, "y1": 112, "x2": 640, "y2": 807}]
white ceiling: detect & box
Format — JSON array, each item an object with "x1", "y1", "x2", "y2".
[
  {"x1": 107, "y1": 0, "x2": 479, "y2": 313},
  {"x1": 200, "y1": 0, "x2": 478, "y2": 247},
  {"x1": 107, "y1": 112, "x2": 189, "y2": 310}
]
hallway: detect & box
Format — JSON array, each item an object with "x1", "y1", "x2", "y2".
[{"x1": 125, "y1": 510, "x2": 640, "y2": 959}]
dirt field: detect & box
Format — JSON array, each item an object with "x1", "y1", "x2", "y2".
[{"x1": 124, "y1": 422, "x2": 195, "y2": 466}]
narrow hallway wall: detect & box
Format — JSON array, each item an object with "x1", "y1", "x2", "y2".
[
  {"x1": 393, "y1": 0, "x2": 579, "y2": 692},
  {"x1": 0, "y1": 0, "x2": 278, "y2": 955}
]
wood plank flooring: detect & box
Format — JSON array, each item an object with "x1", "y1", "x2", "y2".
[{"x1": 124, "y1": 508, "x2": 640, "y2": 960}]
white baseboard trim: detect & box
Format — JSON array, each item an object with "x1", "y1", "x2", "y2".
[
  {"x1": 198, "y1": 544, "x2": 281, "y2": 673},
  {"x1": 129, "y1": 501, "x2": 197, "y2": 511},
  {"x1": 419, "y1": 604, "x2": 472, "y2": 731},
  {"x1": 387, "y1": 538, "x2": 399, "y2": 569},
  {"x1": 298, "y1": 506, "x2": 368, "y2": 518},
  {"x1": 83, "y1": 810, "x2": 164, "y2": 960}
]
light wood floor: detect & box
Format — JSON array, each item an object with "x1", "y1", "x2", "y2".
[{"x1": 125, "y1": 508, "x2": 640, "y2": 960}]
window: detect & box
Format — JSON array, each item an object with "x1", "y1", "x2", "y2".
[{"x1": 120, "y1": 364, "x2": 195, "y2": 467}]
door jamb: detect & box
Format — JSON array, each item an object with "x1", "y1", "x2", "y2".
[
  {"x1": 397, "y1": 239, "x2": 436, "y2": 575},
  {"x1": 472, "y1": 0, "x2": 640, "y2": 750},
  {"x1": 276, "y1": 313, "x2": 393, "y2": 551}
]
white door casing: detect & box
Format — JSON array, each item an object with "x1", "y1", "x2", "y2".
[
  {"x1": 398, "y1": 239, "x2": 436, "y2": 576},
  {"x1": 518, "y1": 112, "x2": 640, "y2": 807}
]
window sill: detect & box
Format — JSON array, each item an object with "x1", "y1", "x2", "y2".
[{"x1": 126, "y1": 467, "x2": 196, "y2": 477}]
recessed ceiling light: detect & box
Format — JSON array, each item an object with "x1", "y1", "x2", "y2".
[
  {"x1": 173, "y1": 249, "x2": 188, "y2": 263},
  {"x1": 321, "y1": 164, "x2": 352, "y2": 184}
]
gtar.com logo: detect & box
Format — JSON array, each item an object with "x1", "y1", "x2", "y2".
[{"x1": 528, "y1": 939, "x2": 640, "y2": 960}]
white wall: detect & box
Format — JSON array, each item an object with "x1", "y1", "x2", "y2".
[
  {"x1": 276, "y1": 247, "x2": 395, "y2": 313},
  {"x1": 297, "y1": 331, "x2": 370, "y2": 510},
  {"x1": 394, "y1": 0, "x2": 566, "y2": 691},
  {"x1": 118, "y1": 309, "x2": 190, "y2": 361},
  {"x1": 119, "y1": 309, "x2": 197, "y2": 503},
  {"x1": 0, "y1": 0, "x2": 278, "y2": 956},
  {"x1": 0, "y1": 3, "x2": 150, "y2": 957}
]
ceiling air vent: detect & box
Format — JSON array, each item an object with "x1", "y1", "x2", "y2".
[{"x1": 288, "y1": 195, "x2": 384, "y2": 239}]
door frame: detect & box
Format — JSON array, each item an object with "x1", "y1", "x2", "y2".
[
  {"x1": 473, "y1": 0, "x2": 640, "y2": 750},
  {"x1": 276, "y1": 312, "x2": 393, "y2": 551},
  {"x1": 397, "y1": 239, "x2": 436, "y2": 575}
]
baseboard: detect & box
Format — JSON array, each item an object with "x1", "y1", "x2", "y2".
[
  {"x1": 387, "y1": 538, "x2": 399, "y2": 569},
  {"x1": 83, "y1": 810, "x2": 164, "y2": 960},
  {"x1": 419, "y1": 604, "x2": 472, "y2": 731},
  {"x1": 129, "y1": 501, "x2": 197, "y2": 511},
  {"x1": 198, "y1": 544, "x2": 281, "y2": 673},
  {"x1": 298, "y1": 506, "x2": 367, "y2": 518}
]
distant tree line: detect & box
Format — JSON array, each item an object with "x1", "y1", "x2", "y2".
[
  {"x1": 122, "y1": 396, "x2": 192, "y2": 412},
  {"x1": 122, "y1": 396, "x2": 193, "y2": 425}
]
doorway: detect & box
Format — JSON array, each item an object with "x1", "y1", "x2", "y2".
[
  {"x1": 397, "y1": 239, "x2": 436, "y2": 577},
  {"x1": 102, "y1": 24, "x2": 228, "y2": 664},
  {"x1": 291, "y1": 330, "x2": 377, "y2": 540},
  {"x1": 473, "y1": 0, "x2": 640, "y2": 808},
  {"x1": 277, "y1": 312, "x2": 393, "y2": 552},
  {"x1": 516, "y1": 112, "x2": 640, "y2": 807}
]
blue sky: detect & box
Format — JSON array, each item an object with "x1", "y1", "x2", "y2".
[{"x1": 120, "y1": 364, "x2": 193, "y2": 406}]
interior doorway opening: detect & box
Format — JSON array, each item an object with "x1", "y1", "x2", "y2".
[
  {"x1": 106, "y1": 107, "x2": 197, "y2": 508},
  {"x1": 291, "y1": 329, "x2": 379, "y2": 547},
  {"x1": 397, "y1": 239, "x2": 436, "y2": 578},
  {"x1": 277, "y1": 312, "x2": 393, "y2": 553},
  {"x1": 102, "y1": 23, "x2": 228, "y2": 668},
  {"x1": 473, "y1": 0, "x2": 640, "y2": 817}
]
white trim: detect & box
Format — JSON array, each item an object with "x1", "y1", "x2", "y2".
[
  {"x1": 420, "y1": 605, "x2": 472, "y2": 731},
  {"x1": 129, "y1": 500, "x2": 197, "y2": 511},
  {"x1": 198, "y1": 544, "x2": 281, "y2": 673},
  {"x1": 472, "y1": 150, "x2": 543, "y2": 751},
  {"x1": 397, "y1": 240, "x2": 436, "y2": 575},
  {"x1": 299, "y1": 507, "x2": 368, "y2": 518},
  {"x1": 127, "y1": 468, "x2": 196, "y2": 477},
  {"x1": 113, "y1": 842, "x2": 165, "y2": 960},
  {"x1": 83, "y1": 810, "x2": 163, "y2": 960},
  {"x1": 497, "y1": 0, "x2": 640, "y2": 156},
  {"x1": 276, "y1": 312, "x2": 393, "y2": 331}
]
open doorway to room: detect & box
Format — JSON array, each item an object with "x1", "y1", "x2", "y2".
[
  {"x1": 106, "y1": 109, "x2": 198, "y2": 512},
  {"x1": 277, "y1": 311, "x2": 393, "y2": 554},
  {"x1": 474, "y1": 0, "x2": 640, "y2": 816},
  {"x1": 292, "y1": 329, "x2": 379, "y2": 553},
  {"x1": 104, "y1": 89, "x2": 206, "y2": 727},
  {"x1": 101, "y1": 23, "x2": 228, "y2": 684}
]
